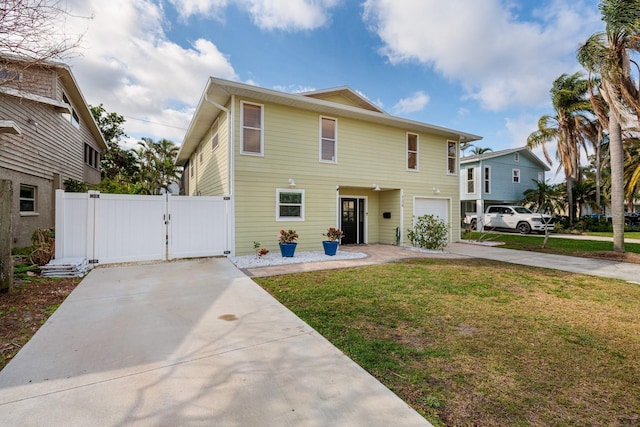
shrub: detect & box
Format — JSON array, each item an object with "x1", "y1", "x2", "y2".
[{"x1": 407, "y1": 214, "x2": 449, "y2": 250}]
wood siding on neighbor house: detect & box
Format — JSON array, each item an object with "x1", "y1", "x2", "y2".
[{"x1": 0, "y1": 61, "x2": 105, "y2": 247}]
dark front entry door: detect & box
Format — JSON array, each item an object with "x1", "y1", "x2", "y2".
[{"x1": 341, "y1": 198, "x2": 365, "y2": 244}]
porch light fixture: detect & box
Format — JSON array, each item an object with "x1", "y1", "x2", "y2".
[
  {"x1": 288, "y1": 178, "x2": 296, "y2": 187},
  {"x1": 432, "y1": 187, "x2": 441, "y2": 194},
  {"x1": 373, "y1": 184, "x2": 381, "y2": 191}
]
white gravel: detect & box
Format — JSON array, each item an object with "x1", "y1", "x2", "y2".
[{"x1": 229, "y1": 249, "x2": 368, "y2": 269}]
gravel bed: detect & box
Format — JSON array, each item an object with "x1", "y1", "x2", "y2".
[{"x1": 229, "y1": 250, "x2": 368, "y2": 269}]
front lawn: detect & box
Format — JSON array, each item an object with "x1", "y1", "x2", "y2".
[
  {"x1": 464, "y1": 232, "x2": 640, "y2": 263},
  {"x1": 256, "y1": 259, "x2": 640, "y2": 426}
]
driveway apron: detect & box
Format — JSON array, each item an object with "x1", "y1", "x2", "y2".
[{"x1": 0, "y1": 258, "x2": 429, "y2": 426}]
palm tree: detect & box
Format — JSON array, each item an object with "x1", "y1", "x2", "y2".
[
  {"x1": 135, "y1": 137, "x2": 181, "y2": 195},
  {"x1": 527, "y1": 72, "x2": 593, "y2": 225},
  {"x1": 577, "y1": 0, "x2": 640, "y2": 252},
  {"x1": 521, "y1": 180, "x2": 565, "y2": 247},
  {"x1": 469, "y1": 146, "x2": 493, "y2": 156}
]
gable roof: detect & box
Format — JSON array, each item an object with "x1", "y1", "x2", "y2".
[
  {"x1": 460, "y1": 146, "x2": 550, "y2": 171},
  {"x1": 300, "y1": 87, "x2": 385, "y2": 113},
  {"x1": 0, "y1": 55, "x2": 107, "y2": 150},
  {"x1": 177, "y1": 77, "x2": 482, "y2": 165}
]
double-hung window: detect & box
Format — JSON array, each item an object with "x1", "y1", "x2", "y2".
[
  {"x1": 320, "y1": 117, "x2": 337, "y2": 162},
  {"x1": 484, "y1": 166, "x2": 491, "y2": 194},
  {"x1": 466, "y1": 167, "x2": 475, "y2": 193},
  {"x1": 512, "y1": 168, "x2": 520, "y2": 183},
  {"x1": 241, "y1": 102, "x2": 263, "y2": 155},
  {"x1": 19, "y1": 184, "x2": 36, "y2": 214},
  {"x1": 447, "y1": 141, "x2": 458, "y2": 174},
  {"x1": 277, "y1": 189, "x2": 304, "y2": 221},
  {"x1": 211, "y1": 119, "x2": 219, "y2": 151},
  {"x1": 407, "y1": 133, "x2": 418, "y2": 170}
]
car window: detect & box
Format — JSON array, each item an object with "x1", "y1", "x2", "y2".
[{"x1": 513, "y1": 207, "x2": 532, "y2": 214}]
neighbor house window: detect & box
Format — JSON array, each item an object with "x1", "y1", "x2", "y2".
[
  {"x1": 19, "y1": 184, "x2": 36, "y2": 213},
  {"x1": 190, "y1": 160, "x2": 194, "y2": 177},
  {"x1": 199, "y1": 148, "x2": 203, "y2": 164},
  {"x1": 447, "y1": 141, "x2": 457, "y2": 174},
  {"x1": 484, "y1": 166, "x2": 491, "y2": 194},
  {"x1": 276, "y1": 189, "x2": 305, "y2": 221},
  {"x1": 514, "y1": 152, "x2": 520, "y2": 162},
  {"x1": 407, "y1": 133, "x2": 418, "y2": 170},
  {"x1": 84, "y1": 144, "x2": 99, "y2": 169},
  {"x1": 466, "y1": 167, "x2": 475, "y2": 193},
  {"x1": 62, "y1": 93, "x2": 80, "y2": 129},
  {"x1": 241, "y1": 102, "x2": 263, "y2": 155},
  {"x1": 320, "y1": 116, "x2": 337, "y2": 162},
  {"x1": 211, "y1": 119, "x2": 219, "y2": 151},
  {"x1": 538, "y1": 171, "x2": 544, "y2": 182},
  {"x1": 512, "y1": 168, "x2": 520, "y2": 183},
  {"x1": 0, "y1": 68, "x2": 20, "y2": 81}
]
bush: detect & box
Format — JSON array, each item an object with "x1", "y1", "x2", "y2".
[{"x1": 407, "y1": 214, "x2": 449, "y2": 250}]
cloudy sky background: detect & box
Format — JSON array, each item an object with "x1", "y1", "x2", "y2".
[{"x1": 63, "y1": 0, "x2": 603, "y2": 177}]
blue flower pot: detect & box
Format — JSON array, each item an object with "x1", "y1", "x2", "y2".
[
  {"x1": 279, "y1": 242, "x2": 297, "y2": 257},
  {"x1": 322, "y1": 240, "x2": 339, "y2": 256}
]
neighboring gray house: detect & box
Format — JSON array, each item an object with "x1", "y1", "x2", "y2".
[
  {"x1": 460, "y1": 147, "x2": 549, "y2": 218},
  {"x1": 0, "y1": 56, "x2": 107, "y2": 247}
]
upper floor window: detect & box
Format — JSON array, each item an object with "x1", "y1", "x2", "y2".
[
  {"x1": 320, "y1": 116, "x2": 337, "y2": 162},
  {"x1": 512, "y1": 168, "x2": 520, "y2": 183},
  {"x1": 447, "y1": 141, "x2": 457, "y2": 175},
  {"x1": 19, "y1": 184, "x2": 36, "y2": 213},
  {"x1": 62, "y1": 93, "x2": 80, "y2": 129},
  {"x1": 211, "y1": 119, "x2": 219, "y2": 151},
  {"x1": 84, "y1": 144, "x2": 99, "y2": 169},
  {"x1": 537, "y1": 171, "x2": 544, "y2": 182},
  {"x1": 407, "y1": 133, "x2": 418, "y2": 171},
  {"x1": 514, "y1": 152, "x2": 520, "y2": 162},
  {"x1": 484, "y1": 166, "x2": 491, "y2": 194},
  {"x1": 241, "y1": 102, "x2": 263, "y2": 155},
  {"x1": 466, "y1": 167, "x2": 475, "y2": 193},
  {"x1": 0, "y1": 68, "x2": 20, "y2": 82},
  {"x1": 276, "y1": 189, "x2": 305, "y2": 221}
]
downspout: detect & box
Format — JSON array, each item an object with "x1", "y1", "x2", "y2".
[
  {"x1": 204, "y1": 93, "x2": 233, "y2": 196},
  {"x1": 204, "y1": 92, "x2": 235, "y2": 256}
]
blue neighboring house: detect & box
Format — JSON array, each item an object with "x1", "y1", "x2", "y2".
[{"x1": 460, "y1": 147, "x2": 550, "y2": 220}]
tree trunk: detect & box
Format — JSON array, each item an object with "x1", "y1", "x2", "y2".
[
  {"x1": 609, "y1": 116, "x2": 625, "y2": 252},
  {"x1": 566, "y1": 176, "x2": 574, "y2": 225},
  {"x1": 0, "y1": 180, "x2": 13, "y2": 293},
  {"x1": 596, "y1": 128, "x2": 602, "y2": 212}
]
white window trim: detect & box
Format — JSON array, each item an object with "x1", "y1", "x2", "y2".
[
  {"x1": 240, "y1": 101, "x2": 264, "y2": 156},
  {"x1": 446, "y1": 140, "x2": 458, "y2": 175},
  {"x1": 19, "y1": 184, "x2": 37, "y2": 214},
  {"x1": 276, "y1": 188, "x2": 305, "y2": 221},
  {"x1": 484, "y1": 166, "x2": 491, "y2": 194},
  {"x1": 466, "y1": 167, "x2": 475, "y2": 194},
  {"x1": 512, "y1": 168, "x2": 520, "y2": 183},
  {"x1": 211, "y1": 119, "x2": 220, "y2": 152},
  {"x1": 406, "y1": 132, "x2": 419, "y2": 171},
  {"x1": 319, "y1": 116, "x2": 337, "y2": 163}
]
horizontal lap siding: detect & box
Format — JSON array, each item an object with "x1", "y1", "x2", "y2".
[{"x1": 196, "y1": 110, "x2": 230, "y2": 196}]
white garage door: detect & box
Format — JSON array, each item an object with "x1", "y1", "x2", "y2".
[{"x1": 414, "y1": 197, "x2": 450, "y2": 241}]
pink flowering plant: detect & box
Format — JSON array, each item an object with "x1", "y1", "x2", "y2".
[
  {"x1": 278, "y1": 229, "x2": 298, "y2": 244},
  {"x1": 323, "y1": 227, "x2": 343, "y2": 241}
]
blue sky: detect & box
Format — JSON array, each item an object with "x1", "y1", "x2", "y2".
[{"x1": 64, "y1": 0, "x2": 604, "y2": 176}]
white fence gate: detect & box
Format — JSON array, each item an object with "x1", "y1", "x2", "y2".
[{"x1": 55, "y1": 190, "x2": 231, "y2": 265}]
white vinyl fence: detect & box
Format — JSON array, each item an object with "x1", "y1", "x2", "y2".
[{"x1": 55, "y1": 190, "x2": 232, "y2": 265}]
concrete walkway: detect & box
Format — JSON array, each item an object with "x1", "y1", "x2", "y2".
[{"x1": 0, "y1": 259, "x2": 429, "y2": 426}]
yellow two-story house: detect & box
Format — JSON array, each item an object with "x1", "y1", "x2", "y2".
[{"x1": 176, "y1": 78, "x2": 481, "y2": 256}]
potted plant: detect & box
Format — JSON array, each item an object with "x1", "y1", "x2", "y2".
[
  {"x1": 278, "y1": 229, "x2": 298, "y2": 257},
  {"x1": 322, "y1": 227, "x2": 343, "y2": 256}
]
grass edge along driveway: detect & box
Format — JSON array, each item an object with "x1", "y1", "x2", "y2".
[{"x1": 256, "y1": 258, "x2": 640, "y2": 427}]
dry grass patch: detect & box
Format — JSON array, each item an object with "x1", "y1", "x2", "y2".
[{"x1": 256, "y1": 259, "x2": 640, "y2": 427}]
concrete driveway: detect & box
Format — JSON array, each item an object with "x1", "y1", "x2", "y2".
[{"x1": 0, "y1": 258, "x2": 429, "y2": 426}]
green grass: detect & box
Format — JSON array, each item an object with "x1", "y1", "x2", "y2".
[
  {"x1": 464, "y1": 231, "x2": 640, "y2": 258},
  {"x1": 584, "y1": 231, "x2": 640, "y2": 239},
  {"x1": 256, "y1": 259, "x2": 640, "y2": 426}
]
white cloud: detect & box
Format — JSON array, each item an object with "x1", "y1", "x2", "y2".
[
  {"x1": 362, "y1": 0, "x2": 601, "y2": 111},
  {"x1": 170, "y1": 0, "x2": 341, "y2": 30},
  {"x1": 64, "y1": 0, "x2": 237, "y2": 143},
  {"x1": 392, "y1": 91, "x2": 430, "y2": 115}
]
